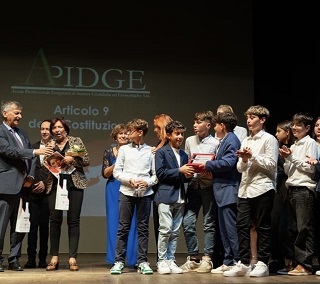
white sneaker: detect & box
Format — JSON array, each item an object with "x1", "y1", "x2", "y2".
[
  {"x1": 197, "y1": 256, "x2": 213, "y2": 273},
  {"x1": 137, "y1": 262, "x2": 153, "y2": 275},
  {"x1": 179, "y1": 256, "x2": 200, "y2": 272},
  {"x1": 211, "y1": 264, "x2": 231, "y2": 274},
  {"x1": 110, "y1": 261, "x2": 124, "y2": 274},
  {"x1": 168, "y1": 260, "x2": 183, "y2": 274},
  {"x1": 249, "y1": 261, "x2": 269, "y2": 277},
  {"x1": 157, "y1": 260, "x2": 171, "y2": 274},
  {"x1": 316, "y1": 270, "x2": 320, "y2": 276},
  {"x1": 223, "y1": 261, "x2": 251, "y2": 277}
]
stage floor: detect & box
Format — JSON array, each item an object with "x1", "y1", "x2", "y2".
[{"x1": 1, "y1": 253, "x2": 319, "y2": 284}]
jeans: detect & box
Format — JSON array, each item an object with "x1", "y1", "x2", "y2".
[
  {"x1": 182, "y1": 186, "x2": 216, "y2": 257},
  {"x1": 158, "y1": 202, "x2": 184, "y2": 261},
  {"x1": 286, "y1": 187, "x2": 315, "y2": 271},
  {"x1": 115, "y1": 193, "x2": 152, "y2": 264}
]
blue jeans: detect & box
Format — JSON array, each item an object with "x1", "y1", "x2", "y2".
[
  {"x1": 158, "y1": 202, "x2": 184, "y2": 261},
  {"x1": 182, "y1": 186, "x2": 216, "y2": 257}
]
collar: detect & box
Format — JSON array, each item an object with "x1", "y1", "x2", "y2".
[
  {"x1": 132, "y1": 142, "x2": 145, "y2": 149},
  {"x1": 248, "y1": 129, "x2": 265, "y2": 140},
  {"x1": 200, "y1": 134, "x2": 213, "y2": 143}
]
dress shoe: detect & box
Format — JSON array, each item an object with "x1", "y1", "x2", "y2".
[
  {"x1": 39, "y1": 260, "x2": 47, "y2": 268},
  {"x1": 24, "y1": 259, "x2": 36, "y2": 268},
  {"x1": 0, "y1": 262, "x2": 4, "y2": 272},
  {"x1": 69, "y1": 260, "x2": 79, "y2": 271},
  {"x1": 8, "y1": 261, "x2": 23, "y2": 271},
  {"x1": 46, "y1": 261, "x2": 59, "y2": 271}
]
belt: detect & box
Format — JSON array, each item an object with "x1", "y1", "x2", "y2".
[{"x1": 288, "y1": 186, "x2": 307, "y2": 190}]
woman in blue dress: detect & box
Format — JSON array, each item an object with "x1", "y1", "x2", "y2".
[{"x1": 102, "y1": 124, "x2": 138, "y2": 267}]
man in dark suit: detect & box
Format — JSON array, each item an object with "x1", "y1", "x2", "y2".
[
  {"x1": 0, "y1": 101, "x2": 53, "y2": 272},
  {"x1": 24, "y1": 119, "x2": 52, "y2": 269}
]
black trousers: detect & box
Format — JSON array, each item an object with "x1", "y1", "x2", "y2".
[
  {"x1": 47, "y1": 184, "x2": 83, "y2": 258},
  {"x1": 237, "y1": 190, "x2": 274, "y2": 265},
  {"x1": 27, "y1": 193, "x2": 49, "y2": 261}
]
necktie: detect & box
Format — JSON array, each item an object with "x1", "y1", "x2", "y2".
[
  {"x1": 10, "y1": 128, "x2": 29, "y2": 171},
  {"x1": 10, "y1": 128, "x2": 24, "y2": 148}
]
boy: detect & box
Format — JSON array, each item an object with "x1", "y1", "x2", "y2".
[
  {"x1": 202, "y1": 112, "x2": 241, "y2": 274},
  {"x1": 154, "y1": 121, "x2": 194, "y2": 274},
  {"x1": 216, "y1": 104, "x2": 248, "y2": 142},
  {"x1": 179, "y1": 111, "x2": 219, "y2": 273},
  {"x1": 111, "y1": 118, "x2": 158, "y2": 275},
  {"x1": 279, "y1": 112, "x2": 318, "y2": 276},
  {"x1": 224, "y1": 105, "x2": 278, "y2": 277}
]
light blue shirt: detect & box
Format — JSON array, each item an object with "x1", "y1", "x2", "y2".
[{"x1": 113, "y1": 142, "x2": 158, "y2": 196}]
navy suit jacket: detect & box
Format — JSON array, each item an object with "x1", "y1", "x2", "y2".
[
  {"x1": 205, "y1": 131, "x2": 241, "y2": 207},
  {"x1": 0, "y1": 123, "x2": 36, "y2": 195},
  {"x1": 154, "y1": 143, "x2": 189, "y2": 204}
]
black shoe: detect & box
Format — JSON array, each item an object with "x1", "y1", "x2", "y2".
[
  {"x1": 268, "y1": 260, "x2": 284, "y2": 273},
  {"x1": 24, "y1": 259, "x2": 36, "y2": 268},
  {"x1": 0, "y1": 262, "x2": 4, "y2": 272},
  {"x1": 39, "y1": 260, "x2": 47, "y2": 268},
  {"x1": 8, "y1": 261, "x2": 23, "y2": 271}
]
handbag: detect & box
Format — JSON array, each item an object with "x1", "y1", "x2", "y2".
[
  {"x1": 55, "y1": 177, "x2": 69, "y2": 210},
  {"x1": 15, "y1": 198, "x2": 30, "y2": 233}
]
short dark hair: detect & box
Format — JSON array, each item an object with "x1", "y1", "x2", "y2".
[
  {"x1": 214, "y1": 112, "x2": 237, "y2": 132},
  {"x1": 50, "y1": 117, "x2": 70, "y2": 135},
  {"x1": 40, "y1": 119, "x2": 52, "y2": 128},
  {"x1": 165, "y1": 120, "x2": 186, "y2": 134},
  {"x1": 292, "y1": 112, "x2": 313, "y2": 127}
]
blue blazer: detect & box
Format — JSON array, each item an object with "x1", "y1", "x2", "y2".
[
  {"x1": 205, "y1": 132, "x2": 241, "y2": 207},
  {"x1": 154, "y1": 143, "x2": 189, "y2": 204},
  {"x1": 0, "y1": 123, "x2": 36, "y2": 195}
]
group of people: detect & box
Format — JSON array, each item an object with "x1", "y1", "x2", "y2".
[
  {"x1": 102, "y1": 104, "x2": 320, "y2": 278},
  {"x1": 1, "y1": 99, "x2": 320, "y2": 279},
  {"x1": 0, "y1": 100, "x2": 90, "y2": 272}
]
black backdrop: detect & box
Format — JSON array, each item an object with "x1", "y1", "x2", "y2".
[{"x1": 253, "y1": 1, "x2": 316, "y2": 132}]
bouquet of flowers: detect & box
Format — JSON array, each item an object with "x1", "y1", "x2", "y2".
[{"x1": 65, "y1": 145, "x2": 86, "y2": 157}]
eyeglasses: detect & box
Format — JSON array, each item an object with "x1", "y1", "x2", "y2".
[
  {"x1": 290, "y1": 123, "x2": 303, "y2": 128},
  {"x1": 128, "y1": 129, "x2": 137, "y2": 135}
]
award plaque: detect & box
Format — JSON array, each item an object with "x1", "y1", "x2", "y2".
[{"x1": 188, "y1": 153, "x2": 215, "y2": 173}]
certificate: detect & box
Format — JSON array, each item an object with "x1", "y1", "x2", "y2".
[{"x1": 188, "y1": 153, "x2": 215, "y2": 172}]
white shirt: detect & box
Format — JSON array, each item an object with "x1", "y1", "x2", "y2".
[
  {"x1": 234, "y1": 125, "x2": 248, "y2": 142},
  {"x1": 284, "y1": 135, "x2": 319, "y2": 190},
  {"x1": 237, "y1": 130, "x2": 278, "y2": 198},
  {"x1": 171, "y1": 146, "x2": 184, "y2": 203}
]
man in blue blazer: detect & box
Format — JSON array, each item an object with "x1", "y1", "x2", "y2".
[
  {"x1": 0, "y1": 101, "x2": 53, "y2": 272},
  {"x1": 199, "y1": 112, "x2": 241, "y2": 274}
]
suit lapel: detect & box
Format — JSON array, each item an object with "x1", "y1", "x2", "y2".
[{"x1": 167, "y1": 146, "x2": 179, "y2": 168}]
